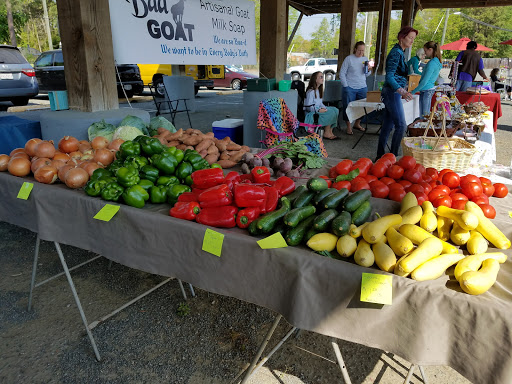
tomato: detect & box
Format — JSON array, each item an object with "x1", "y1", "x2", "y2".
[
  {"x1": 351, "y1": 158, "x2": 373, "y2": 176},
  {"x1": 419, "y1": 182, "x2": 432, "y2": 195},
  {"x1": 414, "y1": 163, "x2": 426, "y2": 176},
  {"x1": 407, "y1": 184, "x2": 425, "y2": 195},
  {"x1": 471, "y1": 194, "x2": 489, "y2": 205},
  {"x1": 351, "y1": 180, "x2": 370, "y2": 192},
  {"x1": 414, "y1": 192, "x2": 428, "y2": 205},
  {"x1": 332, "y1": 180, "x2": 351, "y2": 190},
  {"x1": 376, "y1": 157, "x2": 394, "y2": 168},
  {"x1": 380, "y1": 177, "x2": 395, "y2": 186},
  {"x1": 493, "y1": 183, "x2": 509, "y2": 198},
  {"x1": 481, "y1": 183, "x2": 495, "y2": 197},
  {"x1": 381, "y1": 153, "x2": 396, "y2": 164},
  {"x1": 328, "y1": 166, "x2": 338, "y2": 179},
  {"x1": 449, "y1": 187, "x2": 462, "y2": 196},
  {"x1": 387, "y1": 164, "x2": 404, "y2": 179},
  {"x1": 478, "y1": 204, "x2": 496, "y2": 219},
  {"x1": 438, "y1": 168, "x2": 453, "y2": 179},
  {"x1": 460, "y1": 174, "x2": 481, "y2": 187},
  {"x1": 335, "y1": 159, "x2": 353, "y2": 175},
  {"x1": 461, "y1": 182, "x2": 483, "y2": 199},
  {"x1": 351, "y1": 176, "x2": 367, "y2": 185},
  {"x1": 451, "y1": 200, "x2": 467, "y2": 210},
  {"x1": 388, "y1": 182, "x2": 405, "y2": 191},
  {"x1": 397, "y1": 156, "x2": 416, "y2": 170},
  {"x1": 388, "y1": 188, "x2": 406, "y2": 202},
  {"x1": 441, "y1": 172, "x2": 460, "y2": 189},
  {"x1": 403, "y1": 169, "x2": 422, "y2": 184},
  {"x1": 432, "y1": 195, "x2": 452, "y2": 208},
  {"x1": 435, "y1": 185, "x2": 451, "y2": 195},
  {"x1": 370, "y1": 180, "x2": 390, "y2": 199},
  {"x1": 428, "y1": 188, "x2": 448, "y2": 202},
  {"x1": 450, "y1": 193, "x2": 469, "y2": 202},
  {"x1": 364, "y1": 174, "x2": 378, "y2": 184},
  {"x1": 422, "y1": 175, "x2": 433, "y2": 183},
  {"x1": 370, "y1": 162, "x2": 388, "y2": 178},
  {"x1": 398, "y1": 179, "x2": 412, "y2": 189},
  {"x1": 479, "y1": 177, "x2": 492, "y2": 185},
  {"x1": 319, "y1": 175, "x2": 332, "y2": 188},
  {"x1": 425, "y1": 168, "x2": 438, "y2": 181}
]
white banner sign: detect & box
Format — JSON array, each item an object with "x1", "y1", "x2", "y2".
[{"x1": 108, "y1": 0, "x2": 257, "y2": 65}]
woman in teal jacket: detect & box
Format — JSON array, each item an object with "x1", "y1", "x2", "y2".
[{"x1": 410, "y1": 41, "x2": 443, "y2": 118}]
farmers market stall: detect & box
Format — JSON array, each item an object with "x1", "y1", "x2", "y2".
[{"x1": 1, "y1": 168, "x2": 512, "y2": 384}]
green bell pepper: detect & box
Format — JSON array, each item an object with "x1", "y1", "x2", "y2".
[
  {"x1": 210, "y1": 163, "x2": 222, "y2": 169},
  {"x1": 156, "y1": 175, "x2": 180, "y2": 186},
  {"x1": 123, "y1": 155, "x2": 149, "y2": 170},
  {"x1": 84, "y1": 178, "x2": 111, "y2": 197},
  {"x1": 184, "y1": 175, "x2": 193, "y2": 186},
  {"x1": 138, "y1": 179, "x2": 154, "y2": 192},
  {"x1": 149, "y1": 185, "x2": 168, "y2": 204},
  {"x1": 106, "y1": 159, "x2": 124, "y2": 175},
  {"x1": 122, "y1": 185, "x2": 149, "y2": 208},
  {"x1": 118, "y1": 141, "x2": 141, "y2": 160},
  {"x1": 101, "y1": 182, "x2": 124, "y2": 201},
  {"x1": 139, "y1": 165, "x2": 159, "y2": 183},
  {"x1": 140, "y1": 137, "x2": 164, "y2": 156},
  {"x1": 116, "y1": 165, "x2": 140, "y2": 188},
  {"x1": 151, "y1": 152, "x2": 178, "y2": 175},
  {"x1": 194, "y1": 158, "x2": 210, "y2": 171},
  {"x1": 164, "y1": 146, "x2": 177, "y2": 155},
  {"x1": 90, "y1": 168, "x2": 113, "y2": 181},
  {"x1": 176, "y1": 161, "x2": 193, "y2": 180},
  {"x1": 174, "y1": 148, "x2": 184, "y2": 163},
  {"x1": 166, "y1": 184, "x2": 191, "y2": 204}
]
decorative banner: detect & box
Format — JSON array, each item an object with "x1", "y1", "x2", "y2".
[
  {"x1": 257, "y1": 233, "x2": 288, "y2": 249},
  {"x1": 202, "y1": 228, "x2": 224, "y2": 257},
  {"x1": 94, "y1": 204, "x2": 120, "y2": 222},
  {"x1": 360, "y1": 273, "x2": 393, "y2": 305},
  {"x1": 109, "y1": 0, "x2": 257, "y2": 65},
  {"x1": 17, "y1": 182, "x2": 33, "y2": 200}
]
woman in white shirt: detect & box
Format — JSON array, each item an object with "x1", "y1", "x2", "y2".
[
  {"x1": 339, "y1": 41, "x2": 372, "y2": 135},
  {"x1": 304, "y1": 71, "x2": 340, "y2": 140}
]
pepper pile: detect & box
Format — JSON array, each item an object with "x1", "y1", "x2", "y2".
[
  {"x1": 168, "y1": 167, "x2": 296, "y2": 228},
  {"x1": 85, "y1": 136, "x2": 211, "y2": 208}
]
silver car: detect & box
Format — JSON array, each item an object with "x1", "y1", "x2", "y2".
[{"x1": 0, "y1": 45, "x2": 39, "y2": 106}]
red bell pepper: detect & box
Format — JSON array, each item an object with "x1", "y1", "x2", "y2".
[
  {"x1": 239, "y1": 173, "x2": 254, "y2": 183},
  {"x1": 169, "y1": 201, "x2": 200, "y2": 221},
  {"x1": 191, "y1": 168, "x2": 225, "y2": 189},
  {"x1": 225, "y1": 171, "x2": 241, "y2": 191},
  {"x1": 196, "y1": 205, "x2": 238, "y2": 228},
  {"x1": 236, "y1": 207, "x2": 261, "y2": 228},
  {"x1": 273, "y1": 176, "x2": 295, "y2": 197},
  {"x1": 319, "y1": 175, "x2": 333, "y2": 188},
  {"x1": 234, "y1": 184, "x2": 266, "y2": 208},
  {"x1": 263, "y1": 186, "x2": 279, "y2": 213},
  {"x1": 177, "y1": 191, "x2": 200, "y2": 202},
  {"x1": 251, "y1": 166, "x2": 271, "y2": 184},
  {"x1": 199, "y1": 184, "x2": 233, "y2": 208}
]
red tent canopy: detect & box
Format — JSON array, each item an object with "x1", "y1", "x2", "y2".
[
  {"x1": 440, "y1": 37, "x2": 494, "y2": 51},
  {"x1": 499, "y1": 39, "x2": 512, "y2": 46}
]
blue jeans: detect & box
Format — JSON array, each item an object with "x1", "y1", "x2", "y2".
[
  {"x1": 419, "y1": 89, "x2": 436, "y2": 118},
  {"x1": 342, "y1": 86, "x2": 367, "y2": 121},
  {"x1": 456, "y1": 79, "x2": 472, "y2": 92},
  {"x1": 378, "y1": 87, "x2": 406, "y2": 159}
]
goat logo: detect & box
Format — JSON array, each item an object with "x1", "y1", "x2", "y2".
[{"x1": 171, "y1": 0, "x2": 185, "y2": 25}]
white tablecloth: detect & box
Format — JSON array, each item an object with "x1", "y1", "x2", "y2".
[
  {"x1": 467, "y1": 111, "x2": 496, "y2": 166},
  {"x1": 345, "y1": 94, "x2": 420, "y2": 125}
]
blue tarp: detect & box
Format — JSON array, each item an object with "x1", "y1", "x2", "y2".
[{"x1": 0, "y1": 116, "x2": 42, "y2": 154}]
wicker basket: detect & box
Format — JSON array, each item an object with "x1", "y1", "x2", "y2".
[
  {"x1": 401, "y1": 96, "x2": 476, "y2": 172},
  {"x1": 407, "y1": 120, "x2": 461, "y2": 137}
]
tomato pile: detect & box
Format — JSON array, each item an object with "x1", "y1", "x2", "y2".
[{"x1": 329, "y1": 155, "x2": 508, "y2": 219}]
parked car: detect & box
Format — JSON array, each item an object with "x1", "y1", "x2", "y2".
[
  {"x1": 34, "y1": 50, "x2": 144, "y2": 98},
  {"x1": 0, "y1": 45, "x2": 39, "y2": 106},
  {"x1": 287, "y1": 58, "x2": 337, "y2": 82},
  {"x1": 210, "y1": 65, "x2": 257, "y2": 90}
]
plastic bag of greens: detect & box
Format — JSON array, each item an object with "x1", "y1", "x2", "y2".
[
  {"x1": 119, "y1": 115, "x2": 149, "y2": 135},
  {"x1": 88, "y1": 119, "x2": 116, "y2": 141},
  {"x1": 148, "y1": 116, "x2": 176, "y2": 136}
]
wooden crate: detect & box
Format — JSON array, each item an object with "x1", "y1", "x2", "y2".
[
  {"x1": 408, "y1": 74, "x2": 421, "y2": 91},
  {"x1": 366, "y1": 91, "x2": 382, "y2": 102}
]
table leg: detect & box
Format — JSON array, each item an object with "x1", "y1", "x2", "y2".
[
  {"x1": 332, "y1": 340, "x2": 352, "y2": 384},
  {"x1": 351, "y1": 107, "x2": 369, "y2": 150},
  {"x1": 28, "y1": 235, "x2": 41, "y2": 311}
]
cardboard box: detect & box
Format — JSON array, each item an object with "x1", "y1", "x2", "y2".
[
  {"x1": 366, "y1": 91, "x2": 382, "y2": 103},
  {"x1": 408, "y1": 74, "x2": 421, "y2": 92}
]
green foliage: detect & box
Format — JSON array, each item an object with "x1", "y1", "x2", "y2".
[
  {"x1": 176, "y1": 302, "x2": 190, "y2": 317},
  {"x1": 310, "y1": 18, "x2": 337, "y2": 57}
]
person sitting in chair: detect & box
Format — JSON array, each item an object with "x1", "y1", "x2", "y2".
[
  {"x1": 304, "y1": 71, "x2": 339, "y2": 140},
  {"x1": 490, "y1": 68, "x2": 511, "y2": 100}
]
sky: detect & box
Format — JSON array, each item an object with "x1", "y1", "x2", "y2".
[{"x1": 298, "y1": 14, "x2": 336, "y2": 39}]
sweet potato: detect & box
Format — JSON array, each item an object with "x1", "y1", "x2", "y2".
[
  {"x1": 181, "y1": 135, "x2": 203, "y2": 146},
  {"x1": 204, "y1": 132, "x2": 215, "y2": 138},
  {"x1": 226, "y1": 143, "x2": 242, "y2": 151},
  {"x1": 166, "y1": 128, "x2": 183, "y2": 141},
  {"x1": 185, "y1": 146, "x2": 195, "y2": 151},
  {"x1": 157, "y1": 127, "x2": 168, "y2": 135},
  {"x1": 205, "y1": 154, "x2": 219, "y2": 165},
  {"x1": 217, "y1": 159, "x2": 237, "y2": 168},
  {"x1": 156, "y1": 136, "x2": 167, "y2": 145},
  {"x1": 229, "y1": 150, "x2": 245, "y2": 163},
  {"x1": 195, "y1": 139, "x2": 213, "y2": 153},
  {"x1": 220, "y1": 151, "x2": 230, "y2": 160},
  {"x1": 207, "y1": 143, "x2": 219, "y2": 155},
  {"x1": 176, "y1": 144, "x2": 187, "y2": 150},
  {"x1": 199, "y1": 149, "x2": 208, "y2": 158},
  {"x1": 167, "y1": 140, "x2": 180, "y2": 147},
  {"x1": 241, "y1": 145, "x2": 250, "y2": 153},
  {"x1": 185, "y1": 128, "x2": 195, "y2": 135},
  {"x1": 190, "y1": 129, "x2": 204, "y2": 136},
  {"x1": 215, "y1": 140, "x2": 228, "y2": 152}
]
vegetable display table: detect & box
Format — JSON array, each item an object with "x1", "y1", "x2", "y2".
[{"x1": 1, "y1": 170, "x2": 512, "y2": 384}]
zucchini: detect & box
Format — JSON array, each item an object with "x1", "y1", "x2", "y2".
[
  {"x1": 343, "y1": 189, "x2": 372, "y2": 212},
  {"x1": 306, "y1": 177, "x2": 329, "y2": 192},
  {"x1": 272, "y1": 221, "x2": 288, "y2": 237},
  {"x1": 248, "y1": 219, "x2": 262, "y2": 236},
  {"x1": 304, "y1": 227, "x2": 320, "y2": 243},
  {"x1": 293, "y1": 190, "x2": 315, "y2": 208},
  {"x1": 313, "y1": 188, "x2": 337, "y2": 206},
  {"x1": 286, "y1": 185, "x2": 306, "y2": 204},
  {"x1": 331, "y1": 211, "x2": 352, "y2": 237},
  {"x1": 257, "y1": 197, "x2": 291, "y2": 233},
  {"x1": 284, "y1": 206, "x2": 316, "y2": 227},
  {"x1": 323, "y1": 188, "x2": 349, "y2": 210},
  {"x1": 352, "y1": 200, "x2": 372, "y2": 226},
  {"x1": 285, "y1": 216, "x2": 316, "y2": 246},
  {"x1": 313, "y1": 209, "x2": 338, "y2": 232}
]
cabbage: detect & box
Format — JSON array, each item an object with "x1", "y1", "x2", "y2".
[
  {"x1": 88, "y1": 119, "x2": 116, "y2": 141},
  {"x1": 112, "y1": 126, "x2": 145, "y2": 141},
  {"x1": 119, "y1": 115, "x2": 149, "y2": 135},
  {"x1": 149, "y1": 116, "x2": 176, "y2": 136}
]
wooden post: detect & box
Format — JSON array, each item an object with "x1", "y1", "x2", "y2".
[
  {"x1": 260, "y1": 0, "x2": 287, "y2": 80},
  {"x1": 337, "y1": 0, "x2": 357, "y2": 77},
  {"x1": 375, "y1": 0, "x2": 393, "y2": 75},
  {"x1": 401, "y1": 0, "x2": 415, "y2": 29},
  {"x1": 56, "y1": 0, "x2": 118, "y2": 112}
]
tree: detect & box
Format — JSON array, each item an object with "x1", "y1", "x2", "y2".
[{"x1": 310, "y1": 18, "x2": 338, "y2": 57}]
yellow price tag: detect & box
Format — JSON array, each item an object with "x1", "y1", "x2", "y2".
[
  {"x1": 257, "y1": 232, "x2": 288, "y2": 249},
  {"x1": 360, "y1": 273, "x2": 392, "y2": 305},
  {"x1": 93, "y1": 204, "x2": 120, "y2": 221},
  {"x1": 17, "y1": 182, "x2": 33, "y2": 200},
  {"x1": 509, "y1": 211, "x2": 512, "y2": 219},
  {"x1": 202, "y1": 228, "x2": 224, "y2": 257}
]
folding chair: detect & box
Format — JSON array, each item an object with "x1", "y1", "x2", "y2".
[
  {"x1": 148, "y1": 82, "x2": 168, "y2": 116},
  {"x1": 290, "y1": 80, "x2": 324, "y2": 139}
]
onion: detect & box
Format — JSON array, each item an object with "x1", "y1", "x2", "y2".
[
  {"x1": 58, "y1": 136, "x2": 79, "y2": 153},
  {"x1": 64, "y1": 167, "x2": 89, "y2": 189},
  {"x1": 31, "y1": 157, "x2": 52, "y2": 173},
  {"x1": 8, "y1": 157, "x2": 31, "y2": 177},
  {"x1": 25, "y1": 138, "x2": 42, "y2": 157},
  {"x1": 82, "y1": 162, "x2": 102, "y2": 176},
  {"x1": 50, "y1": 159, "x2": 67, "y2": 170},
  {"x1": 108, "y1": 138, "x2": 124, "y2": 151},
  {"x1": 81, "y1": 152, "x2": 94, "y2": 161},
  {"x1": 69, "y1": 151, "x2": 83, "y2": 159},
  {"x1": 58, "y1": 164, "x2": 75, "y2": 182},
  {"x1": 78, "y1": 142, "x2": 92, "y2": 153},
  {"x1": 0, "y1": 154, "x2": 10, "y2": 171},
  {"x1": 79, "y1": 140, "x2": 89, "y2": 145},
  {"x1": 53, "y1": 152, "x2": 71, "y2": 162},
  {"x1": 78, "y1": 160, "x2": 91, "y2": 169},
  {"x1": 11, "y1": 151, "x2": 30, "y2": 160},
  {"x1": 93, "y1": 148, "x2": 114, "y2": 166},
  {"x1": 34, "y1": 165, "x2": 58, "y2": 184},
  {"x1": 34, "y1": 141, "x2": 56, "y2": 159},
  {"x1": 91, "y1": 136, "x2": 109, "y2": 150}
]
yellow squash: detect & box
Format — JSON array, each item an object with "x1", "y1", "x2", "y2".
[
  {"x1": 399, "y1": 192, "x2": 418, "y2": 215},
  {"x1": 460, "y1": 258, "x2": 500, "y2": 295},
  {"x1": 398, "y1": 205, "x2": 423, "y2": 227},
  {"x1": 372, "y1": 241, "x2": 397, "y2": 272},
  {"x1": 466, "y1": 231, "x2": 488, "y2": 255},
  {"x1": 410, "y1": 253, "x2": 465, "y2": 281},
  {"x1": 398, "y1": 224, "x2": 458, "y2": 254},
  {"x1": 465, "y1": 201, "x2": 511, "y2": 249},
  {"x1": 386, "y1": 226, "x2": 414, "y2": 256},
  {"x1": 394, "y1": 253, "x2": 412, "y2": 277},
  {"x1": 396, "y1": 237, "x2": 444, "y2": 274},
  {"x1": 436, "y1": 205, "x2": 478, "y2": 231},
  {"x1": 420, "y1": 201, "x2": 437, "y2": 232},
  {"x1": 363, "y1": 214, "x2": 402, "y2": 244},
  {"x1": 349, "y1": 222, "x2": 368, "y2": 239},
  {"x1": 450, "y1": 222, "x2": 471, "y2": 246},
  {"x1": 307, "y1": 233, "x2": 338, "y2": 252},
  {"x1": 454, "y1": 252, "x2": 507, "y2": 281},
  {"x1": 336, "y1": 235, "x2": 358, "y2": 258},
  {"x1": 436, "y1": 216, "x2": 453, "y2": 241},
  {"x1": 354, "y1": 239, "x2": 375, "y2": 267}
]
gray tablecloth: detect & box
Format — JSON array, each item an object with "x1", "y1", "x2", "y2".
[{"x1": 1, "y1": 171, "x2": 512, "y2": 384}]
